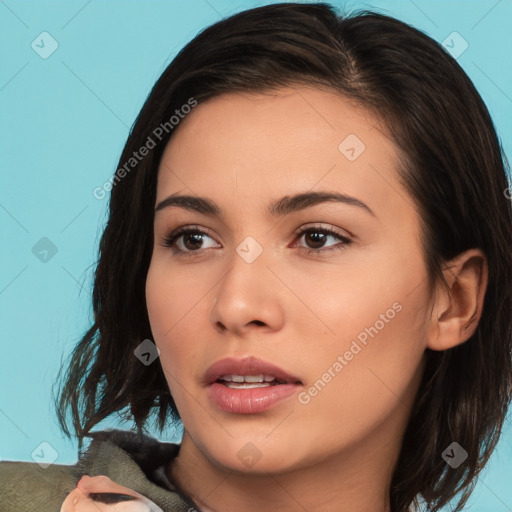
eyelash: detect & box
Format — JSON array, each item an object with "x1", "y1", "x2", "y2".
[{"x1": 161, "y1": 224, "x2": 352, "y2": 258}]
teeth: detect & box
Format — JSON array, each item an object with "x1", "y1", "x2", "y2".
[
  {"x1": 244, "y1": 374, "x2": 264, "y2": 383},
  {"x1": 224, "y1": 382, "x2": 272, "y2": 389},
  {"x1": 219, "y1": 374, "x2": 277, "y2": 384}
]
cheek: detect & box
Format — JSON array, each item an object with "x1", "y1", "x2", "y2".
[
  {"x1": 291, "y1": 240, "x2": 429, "y2": 391},
  {"x1": 307, "y1": 289, "x2": 427, "y2": 420},
  {"x1": 290, "y1": 291, "x2": 428, "y2": 454},
  {"x1": 286, "y1": 239, "x2": 425, "y2": 343},
  {"x1": 145, "y1": 261, "x2": 211, "y2": 375},
  {"x1": 146, "y1": 259, "x2": 201, "y2": 335},
  {"x1": 146, "y1": 263, "x2": 171, "y2": 339}
]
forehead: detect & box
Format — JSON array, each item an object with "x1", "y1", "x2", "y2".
[{"x1": 156, "y1": 86, "x2": 411, "y2": 225}]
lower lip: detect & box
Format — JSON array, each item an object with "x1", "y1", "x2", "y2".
[{"x1": 208, "y1": 382, "x2": 301, "y2": 414}]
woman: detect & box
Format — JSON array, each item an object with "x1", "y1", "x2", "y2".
[{"x1": 1, "y1": 2, "x2": 511, "y2": 511}]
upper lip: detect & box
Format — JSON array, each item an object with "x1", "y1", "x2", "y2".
[{"x1": 204, "y1": 356, "x2": 302, "y2": 385}]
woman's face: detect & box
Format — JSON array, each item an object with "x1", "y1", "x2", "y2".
[{"x1": 146, "y1": 86, "x2": 431, "y2": 474}]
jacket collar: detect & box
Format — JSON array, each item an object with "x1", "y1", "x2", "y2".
[{"x1": 76, "y1": 429, "x2": 194, "y2": 511}]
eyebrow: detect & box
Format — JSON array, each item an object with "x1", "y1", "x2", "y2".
[{"x1": 154, "y1": 191, "x2": 375, "y2": 218}]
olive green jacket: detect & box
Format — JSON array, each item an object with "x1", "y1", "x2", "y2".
[{"x1": 0, "y1": 429, "x2": 196, "y2": 511}]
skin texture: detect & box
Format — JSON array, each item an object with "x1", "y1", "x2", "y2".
[{"x1": 145, "y1": 87, "x2": 488, "y2": 512}]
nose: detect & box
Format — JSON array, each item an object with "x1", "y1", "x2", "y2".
[{"x1": 209, "y1": 244, "x2": 285, "y2": 336}]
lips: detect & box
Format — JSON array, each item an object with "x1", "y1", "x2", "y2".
[
  {"x1": 204, "y1": 356, "x2": 301, "y2": 386},
  {"x1": 204, "y1": 356, "x2": 302, "y2": 414}
]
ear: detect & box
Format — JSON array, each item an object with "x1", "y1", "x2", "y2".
[{"x1": 427, "y1": 248, "x2": 488, "y2": 351}]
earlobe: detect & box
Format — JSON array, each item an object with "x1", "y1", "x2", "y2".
[{"x1": 427, "y1": 249, "x2": 488, "y2": 351}]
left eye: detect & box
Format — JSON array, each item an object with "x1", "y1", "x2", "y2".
[{"x1": 293, "y1": 227, "x2": 352, "y2": 252}]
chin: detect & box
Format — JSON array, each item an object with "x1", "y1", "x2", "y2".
[{"x1": 198, "y1": 435, "x2": 303, "y2": 475}]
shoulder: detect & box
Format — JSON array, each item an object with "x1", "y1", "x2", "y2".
[
  {"x1": 0, "y1": 458, "x2": 78, "y2": 511},
  {"x1": 82, "y1": 428, "x2": 180, "y2": 479},
  {"x1": 0, "y1": 429, "x2": 194, "y2": 512}
]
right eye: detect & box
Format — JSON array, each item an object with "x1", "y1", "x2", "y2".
[{"x1": 161, "y1": 225, "x2": 221, "y2": 257}]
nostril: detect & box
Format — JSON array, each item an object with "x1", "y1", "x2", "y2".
[{"x1": 250, "y1": 320, "x2": 266, "y2": 326}]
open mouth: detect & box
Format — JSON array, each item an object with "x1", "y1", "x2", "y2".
[
  {"x1": 216, "y1": 374, "x2": 290, "y2": 389},
  {"x1": 204, "y1": 356, "x2": 303, "y2": 413}
]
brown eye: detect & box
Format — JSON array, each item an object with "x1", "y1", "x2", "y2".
[
  {"x1": 303, "y1": 231, "x2": 328, "y2": 249},
  {"x1": 295, "y1": 226, "x2": 352, "y2": 253},
  {"x1": 181, "y1": 232, "x2": 206, "y2": 250},
  {"x1": 162, "y1": 226, "x2": 220, "y2": 256}
]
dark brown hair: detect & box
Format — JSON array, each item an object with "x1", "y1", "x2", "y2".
[{"x1": 55, "y1": 3, "x2": 512, "y2": 511}]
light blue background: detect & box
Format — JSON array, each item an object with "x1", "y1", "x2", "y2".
[{"x1": 1, "y1": 1, "x2": 511, "y2": 510}]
